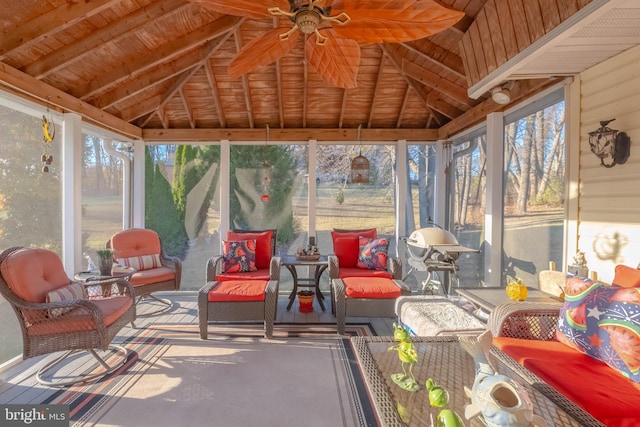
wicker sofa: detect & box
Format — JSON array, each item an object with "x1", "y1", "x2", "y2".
[{"x1": 489, "y1": 266, "x2": 640, "y2": 427}]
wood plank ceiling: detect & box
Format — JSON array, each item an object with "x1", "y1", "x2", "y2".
[{"x1": 0, "y1": 0, "x2": 637, "y2": 142}]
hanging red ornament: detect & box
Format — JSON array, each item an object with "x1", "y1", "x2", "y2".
[{"x1": 261, "y1": 194, "x2": 270, "y2": 202}]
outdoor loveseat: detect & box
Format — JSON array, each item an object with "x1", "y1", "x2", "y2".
[{"x1": 489, "y1": 265, "x2": 640, "y2": 427}]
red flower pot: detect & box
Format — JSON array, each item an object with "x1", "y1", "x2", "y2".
[{"x1": 298, "y1": 292, "x2": 314, "y2": 313}]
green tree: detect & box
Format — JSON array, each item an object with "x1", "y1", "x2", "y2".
[
  {"x1": 0, "y1": 107, "x2": 62, "y2": 252},
  {"x1": 230, "y1": 145, "x2": 296, "y2": 242},
  {"x1": 193, "y1": 145, "x2": 220, "y2": 237},
  {"x1": 145, "y1": 148, "x2": 189, "y2": 258}
]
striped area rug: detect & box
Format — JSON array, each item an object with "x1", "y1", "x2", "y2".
[{"x1": 45, "y1": 323, "x2": 379, "y2": 427}]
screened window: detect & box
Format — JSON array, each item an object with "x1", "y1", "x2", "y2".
[{"x1": 502, "y1": 93, "x2": 566, "y2": 286}]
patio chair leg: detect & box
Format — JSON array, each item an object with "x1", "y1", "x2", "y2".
[
  {"x1": 36, "y1": 345, "x2": 128, "y2": 387},
  {"x1": 135, "y1": 294, "x2": 173, "y2": 316}
]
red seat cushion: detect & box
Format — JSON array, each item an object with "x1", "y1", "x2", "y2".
[
  {"x1": 227, "y1": 230, "x2": 273, "y2": 269},
  {"x1": 129, "y1": 267, "x2": 175, "y2": 286},
  {"x1": 28, "y1": 296, "x2": 133, "y2": 336},
  {"x1": 495, "y1": 337, "x2": 640, "y2": 426},
  {"x1": 331, "y1": 229, "x2": 377, "y2": 268},
  {"x1": 338, "y1": 267, "x2": 392, "y2": 279},
  {"x1": 342, "y1": 277, "x2": 401, "y2": 299},
  {"x1": 207, "y1": 280, "x2": 267, "y2": 302},
  {"x1": 215, "y1": 268, "x2": 271, "y2": 282}
]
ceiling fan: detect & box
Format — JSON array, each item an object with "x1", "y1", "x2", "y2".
[{"x1": 192, "y1": 0, "x2": 464, "y2": 88}]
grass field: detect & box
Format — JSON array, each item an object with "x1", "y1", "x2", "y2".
[{"x1": 80, "y1": 185, "x2": 564, "y2": 291}]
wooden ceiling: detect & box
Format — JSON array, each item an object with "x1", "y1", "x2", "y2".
[{"x1": 0, "y1": 0, "x2": 634, "y2": 142}]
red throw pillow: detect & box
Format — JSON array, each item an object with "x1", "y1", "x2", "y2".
[
  {"x1": 227, "y1": 230, "x2": 273, "y2": 269},
  {"x1": 331, "y1": 229, "x2": 377, "y2": 268},
  {"x1": 612, "y1": 264, "x2": 640, "y2": 288}
]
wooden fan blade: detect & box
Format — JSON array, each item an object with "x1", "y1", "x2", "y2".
[
  {"x1": 190, "y1": 0, "x2": 288, "y2": 19},
  {"x1": 331, "y1": 0, "x2": 464, "y2": 43},
  {"x1": 229, "y1": 28, "x2": 299, "y2": 77},
  {"x1": 306, "y1": 29, "x2": 360, "y2": 89}
]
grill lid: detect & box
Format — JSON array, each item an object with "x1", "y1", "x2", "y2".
[{"x1": 407, "y1": 228, "x2": 459, "y2": 248}]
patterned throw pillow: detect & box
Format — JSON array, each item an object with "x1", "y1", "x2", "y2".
[
  {"x1": 222, "y1": 240, "x2": 258, "y2": 273},
  {"x1": 46, "y1": 281, "x2": 87, "y2": 317},
  {"x1": 117, "y1": 253, "x2": 162, "y2": 271},
  {"x1": 556, "y1": 275, "x2": 640, "y2": 382},
  {"x1": 356, "y1": 237, "x2": 388, "y2": 271}
]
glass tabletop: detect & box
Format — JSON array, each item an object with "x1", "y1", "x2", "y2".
[{"x1": 351, "y1": 336, "x2": 602, "y2": 427}]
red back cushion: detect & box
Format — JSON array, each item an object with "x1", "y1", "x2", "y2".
[
  {"x1": 1, "y1": 248, "x2": 70, "y2": 303},
  {"x1": 227, "y1": 230, "x2": 273, "y2": 269},
  {"x1": 612, "y1": 264, "x2": 640, "y2": 288},
  {"x1": 111, "y1": 228, "x2": 161, "y2": 258},
  {"x1": 331, "y1": 229, "x2": 377, "y2": 268}
]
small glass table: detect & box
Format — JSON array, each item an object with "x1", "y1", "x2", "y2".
[
  {"x1": 74, "y1": 266, "x2": 137, "y2": 282},
  {"x1": 281, "y1": 255, "x2": 329, "y2": 311},
  {"x1": 74, "y1": 266, "x2": 137, "y2": 299},
  {"x1": 352, "y1": 336, "x2": 603, "y2": 427}
]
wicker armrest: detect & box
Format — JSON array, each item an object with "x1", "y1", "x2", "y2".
[
  {"x1": 488, "y1": 302, "x2": 561, "y2": 341},
  {"x1": 205, "y1": 256, "x2": 224, "y2": 281},
  {"x1": 388, "y1": 257, "x2": 402, "y2": 280},
  {"x1": 328, "y1": 255, "x2": 339, "y2": 279},
  {"x1": 269, "y1": 256, "x2": 281, "y2": 280}
]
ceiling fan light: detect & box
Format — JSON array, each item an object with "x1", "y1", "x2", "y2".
[
  {"x1": 491, "y1": 86, "x2": 511, "y2": 105},
  {"x1": 296, "y1": 10, "x2": 321, "y2": 34}
]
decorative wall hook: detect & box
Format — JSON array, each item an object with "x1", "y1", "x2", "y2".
[{"x1": 588, "y1": 119, "x2": 631, "y2": 168}]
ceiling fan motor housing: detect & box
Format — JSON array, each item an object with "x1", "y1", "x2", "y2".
[{"x1": 296, "y1": 10, "x2": 322, "y2": 34}]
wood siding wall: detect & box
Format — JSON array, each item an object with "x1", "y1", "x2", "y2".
[
  {"x1": 459, "y1": 0, "x2": 592, "y2": 88},
  {"x1": 578, "y1": 44, "x2": 640, "y2": 283}
]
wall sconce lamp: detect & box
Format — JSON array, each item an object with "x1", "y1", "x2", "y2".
[
  {"x1": 588, "y1": 119, "x2": 631, "y2": 168},
  {"x1": 490, "y1": 81, "x2": 513, "y2": 105}
]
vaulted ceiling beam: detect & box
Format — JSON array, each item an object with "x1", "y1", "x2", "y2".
[
  {"x1": 401, "y1": 58, "x2": 474, "y2": 108},
  {"x1": 23, "y1": 0, "x2": 187, "y2": 79},
  {"x1": 0, "y1": 62, "x2": 140, "y2": 139},
  {"x1": 396, "y1": 85, "x2": 411, "y2": 128},
  {"x1": 123, "y1": 28, "x2": 238, "y2": 123},
  {"x1": 399, "y1": 41, "x2": 466, "y2": 80},
  {"x1": 142, "y1": 127, "x2": 439, "y2": 142},
  {"x1": 92, "y1": 39, "x2": 222, "y2": 110},
  {"x1": 179, "y1": 88, "x2": 195, "y2": 129},
  {"x1": 303, "y1": 37, "x2": 308, "y2": 129},
  {"x1": 367, "y1": 55, "x2": 386, "y2": 128},
  {"x1": 382, "y1": 44, "x2": 444, "y2": 126},
  {"x1": 72, "y1": 15, "x2": 242, "y2": 100},
  {"x1": 204, "y1": 60, "x2": 226, "y2": 128},
  {"x1": 338, "y1": 89, "x2": 348, "y2": 129},
  {"x1": 0, "y1": 0, "x2": 118, "y2": 59},
  {"x1": 233, "y1": 29, "x2": 254, "y2": 129},
  {"x1": 273, "y1": 17, "x2": 284, "y2": 129}
]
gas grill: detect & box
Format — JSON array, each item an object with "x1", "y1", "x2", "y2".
[{"x1": 404, "y1": 226, "x2": 478, "y2": 294}]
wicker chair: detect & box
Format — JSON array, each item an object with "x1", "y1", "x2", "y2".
[
  {"x1": 198, "y1": 229, "x2": 280, "y2": 339},
  {"x1": 488, "y1": 302, "x2": 561, "y2": 341},
  {"x1": 0, "y1": 246, "x2": 135, "y2": 387},
  {"x1": 108, "y1": 228, "x2": 182, "y2": 313},
  {"x1": 329, "y1": 228, "x2": 410, "y2": 335}
]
